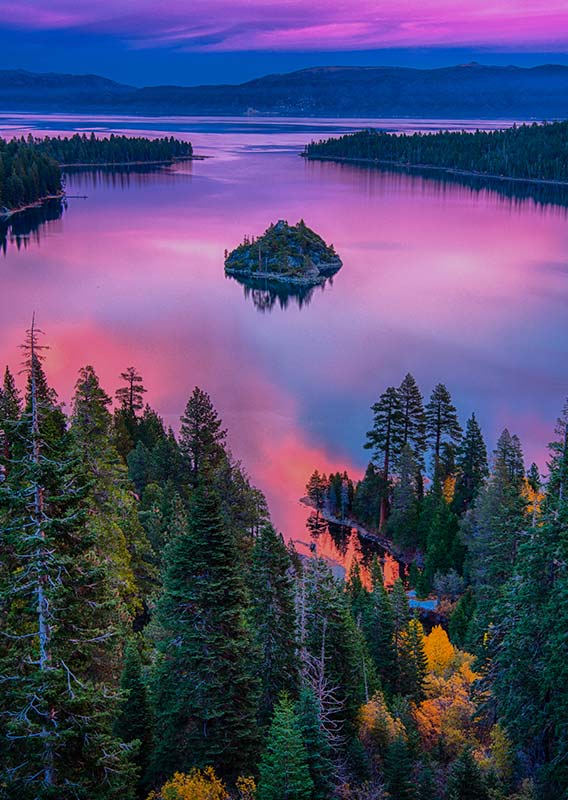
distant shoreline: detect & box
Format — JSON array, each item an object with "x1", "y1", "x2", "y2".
[{"x1": 302, "y1": 153, "x2": 568, "y2": 189}]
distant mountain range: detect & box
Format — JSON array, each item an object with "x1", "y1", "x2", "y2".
[{"x1": 1, "y1": 64, "x2": 568, "y2": 118}]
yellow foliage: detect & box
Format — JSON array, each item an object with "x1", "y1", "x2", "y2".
[
  {"x1": 424, "y1": 625, "x2": 455, "y2": 676},
  {"x1": 236, "y1": 775, "x2": 256, "y2": 800},
  {"x1": 146, "y1": 768, "x2": 229, "y2": 800},
  {"x1": 442, "y1": 475, "x2": 456, "y2": 504},
  {"x1": 414, "y1": 640, "x2": 480, "y2": 758},
  {"x1": 358, "y1": 691, "x2": 406, "y2": 757},
  {"x1": 490, "y1": 723, "x2": 514, "y2": 783}
]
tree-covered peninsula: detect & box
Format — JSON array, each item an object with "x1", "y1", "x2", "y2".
[
  {"x1": 304, "y1": 121, "x2": 568, "y2": 184},
  {"x1": 0, "y1": 137, "x2": 61, "y2": 212},
  {"x1": 0, "y1": 133, "x2": 193, "y2": 213},
  {"x1": 225, "y1": 219, "x2": 342, "y2": 285},
  {"x1": 32, "y1": 132, "x2": 193, "y2": 165}
]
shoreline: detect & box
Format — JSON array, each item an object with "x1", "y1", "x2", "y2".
[
  {"x1": 225, "y1": 261, "x2": 342, "y2": 287},
  {"x1": 0, "y1": 192, "x2": 65, "y2": 220},
  {"x1": 60, "y1": 154, "x2": 205, "y2": 168},
  {"x1": 302, "y1": 154, "x2": 568, "y2": 189},
  {"x1": 299, "y1": 496, "x2": 419, "y2": 567}
]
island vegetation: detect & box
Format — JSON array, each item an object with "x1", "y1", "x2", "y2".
[
  {"x1": 0, "y1": 133, "x2": 193, "y2": 213},
  {"x1": 1, "y1": 325, "x2": 567, "y2": 800},
  {"x1": 225, "y1": 219, "x2": 342, "y2": 285},
  {"x1": 303, "y1": 121, "x2": 568, "y2": 184}
]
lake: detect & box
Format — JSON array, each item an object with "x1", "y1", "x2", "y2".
[{"x1": 1, "y1": 114, "x2": 567, "y2": 573}]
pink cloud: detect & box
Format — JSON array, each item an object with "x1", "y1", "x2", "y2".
[{"x1": 0, "y1": 0, "x2": 567, "y2": 51}]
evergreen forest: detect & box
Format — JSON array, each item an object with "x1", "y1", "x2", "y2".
[
  {"x1": 303, "y1": 122, "x2": 568, "y2": 183},
  {"x1": 1, "y1": 327, "x2": 567, "y2": 800}
]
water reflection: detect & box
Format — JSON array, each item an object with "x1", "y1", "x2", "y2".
[
  {"x1": 306, "y1": 510, "x2": 401, "y2": 586},
  {"x1": 227, "y1": 271, "x2": 336, "y2": 312},
  {"x1": 305, "y1": 159, "x2": 568, "y2": 217},
  {"x1": 0, "y1": 198, "x2": 66, "y2": 255},
  {"x1": 64, "y1": 161, "x2": 193, "y2": 192},
  {"x1": 1, "y1": 115, "x2": 567, "y2": 549}
]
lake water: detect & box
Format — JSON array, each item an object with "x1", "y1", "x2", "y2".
[{"x1": 1, "y1": 114, "x2": 567, "y2": 574}]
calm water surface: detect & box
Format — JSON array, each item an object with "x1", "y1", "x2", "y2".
[{"x1": 1, "y1": 114, "x2": 567, "y2": 571}]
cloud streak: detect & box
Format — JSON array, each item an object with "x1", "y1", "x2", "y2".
[{"x1": 1, "y1": 0, "x2": 567, "y2": 52}]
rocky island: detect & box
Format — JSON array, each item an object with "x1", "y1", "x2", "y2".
[{"x1": 224, "y1": 219, "x2": 342, "y2": 285}]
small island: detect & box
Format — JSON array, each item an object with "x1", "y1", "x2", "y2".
[{"x1": 224, "y1": 219, "x2": 342, "y2": 286}]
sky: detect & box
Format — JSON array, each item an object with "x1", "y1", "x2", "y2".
[{"x1": 0, "y1": 0, "x2": 567, "y2": 85}]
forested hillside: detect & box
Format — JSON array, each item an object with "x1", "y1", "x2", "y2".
[
  {"x1": 304, "y1": 121, "x2": 568, "y2": 183},
  {"x1": 1, "y1": 328, "x2": 567, "y2": 799}
]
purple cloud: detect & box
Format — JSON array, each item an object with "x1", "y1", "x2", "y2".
[{"x1": 1, "y1": 0, "x2": 567, "y2": 51}]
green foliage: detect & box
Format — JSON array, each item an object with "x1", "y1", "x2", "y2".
[
  {"x1": 0, "y1": 332, "x2": 136, "y2": 799},
  {"x1": 33, "y1": 131, "x2": 192, "y2": 164},
  {"x1": 257, "y1": 694, "x2": 314, "y2": 800},
  {"x1": 425, "y1": 384, "x2": 462, "y2": 481},
  {"x1": 304, "y1": 122, "x2": 568, "y2": 183},
  {"x1": 149, "y1": 483, "x2": 259, "y2": 783},
  {"x1": 384, "y1": 736, "x2": 416, "y2": 800},
  {"x1": 179, "y1": 386, "x2": 227, "y2": 481},
  {"x1": 446, "y1": 748, "x2": 488, "y2": 800},
  {"x1": 452, "y1": 414, "x2": 489, "y2": 514},
  {"x1": 250, "y1": 524, "x2": 299, "y2": 728},
  {"x1": 296, "y1": 686, "x2": 335, "y2": 800},
  {"x1": 0, "y1": 136, "x2": 61, "y2": 209},
  {"x1": 115, "y1": 639, "x2": 153, "y2": 794}
]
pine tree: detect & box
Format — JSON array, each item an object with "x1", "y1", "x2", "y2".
[
  {"x1": 114, "y1": 639, "x2": 153, "y2": 795},
  {"x1": 257, "y1": 694, "x2": 314, "y2": 800},
  {"x1": 464, "y1": 429, "x2": 527, "y2": 621},
  {"x1": 387, "y1": 444, "x2": 420, "y2": 549},
  {"x1": 0, "y1": 322, "x2": 136, "y2": 799},
  {"x1": 365, "y1": 560, "x2": 396, "y2": 693},
  {"x1": 399, "y1": 617, "x2": 428, "y2": 701},
  {"x1": 299, "y1": 557, "x2": 376, "y2": 743},
  {"x1": 0, "y1": 365, "x2": 21, "y2": 463},
  {"x1": 446, "y1": 748, "x2": 488, "y2": 800},
  {"x1": 179, "y1": 386, "x2": 227, "y2": 481},
  {"x1": 391, "y1": 578, "x2": 411, "y2": 693},
  {"x1": 365, "y1": 387, "x2": 403, "y2": 529},
  {"x1": 72, "y1": 365, "x2": 155, "y2": 619},
  {"x1": 424, "y1": 493, "x2": 462, "y2": 584},
  {"x1": 491, "y1": 400, "x2": 568, "y2": 796},
  {"x1": 115, "y1": 366, "x2": 147, "y2": 415},
  {"x1": 452, "y1": 413, "x2": 488, "y2": 514},
  {"x1": 250, "y1": 524, "x2": 299, "y2": 729},
  {"x1": 425, "y1": 384, "x2": 462, "y2": 480},
  {"x1": 306, "y1": 469, "x2": 327, "y2": 510},
  {"x1": 384, "y1": 735, "x2": 416, "y2": 800},
  {"x1": 296, "y1": 686, "x2": 335, "y2": 800},
  {"x1": 149, "y1": 483, "x2": 259, "y2": 783},
  {"x1": 398, "y1": 373, "x2": 427, "y2": 465}
]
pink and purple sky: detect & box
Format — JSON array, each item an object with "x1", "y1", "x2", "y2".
[{"x1": 0, "y1": 1, "x2": 567, "y2": 84}]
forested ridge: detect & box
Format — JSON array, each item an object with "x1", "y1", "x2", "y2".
[
  {"x1": 0, "y1": 134, "x2": 193, "y2": 211},
  {"x1": 1, "y1": 328, "x2": 567, "y2": 800},
  {"x1": 304, "y1": 122, "x2": 568, "y2": 183}
]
